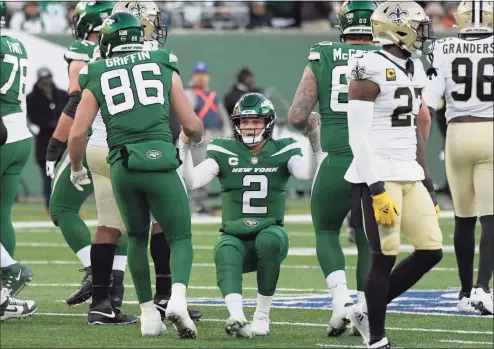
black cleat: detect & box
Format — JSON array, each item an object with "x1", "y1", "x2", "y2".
[
  {"x1": 88, "y1": 299, "x2": 137, "y2": 325},
  {"x1": 67, "y1": 267, "x2": 92, "y2": 306},
  {"x1": 109, "y1": 270, "x2": 124, "y2": 309},
  {"x1": 153, "y1": 293, "x2": 203, "y2": 322}
]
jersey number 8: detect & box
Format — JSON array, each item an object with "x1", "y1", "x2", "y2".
[{"x1": 100, "y1": 62, "x2": 165, "y2": 115}]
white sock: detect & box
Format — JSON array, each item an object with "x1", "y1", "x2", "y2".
[
  {"x1": 225, "y1": 293, "x2": 246, "y2": 321},
  {"x1": 0, "y1": 243, "x2": 15, "y2": 268},
  {"x1": 357, "y1": 291, "x2": 366, "y2": 304},
  {"x1": 326, "y1": 270, "x2": 351, "y2": 305},
  {"x1": 254, "y1": 293, "x2": 272, "y2": 319},
  {"x1": 0, "y1": 287, "x2": 9, "y2": 305},
  {"x1": 140, "y1": 300, "x2": 157, "y2": 313},
  {"x1": 112, "y1": 255, "x2": 127, "y2": 272},
  {"x1": 76, "y1": 245, "x2": 91, "y2": 268},
  {"x1": 170, "y1": 283, "x2": 186, "y2": 301}
]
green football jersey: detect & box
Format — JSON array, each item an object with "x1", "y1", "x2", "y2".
[
  {"x1": 79, "y1": 49, "x2": 179, "y2": 148},
  {"x1": 308, "y1": 41, "x2": 379, "y2": 155},
  {"x1": 64, "y1": 39, "x2": 98, "y2": 64},
  {"x1": 0, "y1": 35, "x2": 28, "y2": 117},
  {"x1": 206, "y1": 138, "x2": 302, "y2": 224}
]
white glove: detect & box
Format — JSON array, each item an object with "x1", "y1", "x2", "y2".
[
  {"x1": 70, "y1": 167, "x2": 92, "y2": 192},
  {"x1": 46, "y1": 161, "x2": 56, "y2": 179}
]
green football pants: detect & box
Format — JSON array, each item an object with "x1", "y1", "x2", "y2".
[
  {"x1": 213, "y1": 225, "x2": 289, "y2": 297},
  {"x1": 49, "y1": 150, "x2": 127, "y2": 258},
  {"x1": 0, "y1": 138, "x2": 32, "y2": 256},
  {"x1": 110, "y1": 159, "x2": 192, "y2": 303},
  {"x1": 310, "y1": 154, "x2": 370, "y2": 291}
]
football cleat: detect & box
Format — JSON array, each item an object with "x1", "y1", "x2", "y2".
[
  {"x1": 67, "y1": 267, "x2": 93, "y2": 306},
  {"x1": 154, "y1": 293, "x2": 203, "y2": 322},
  {"x1": 140, "y1": 307, "x2": 166, "y2": 336},
  {"x1": 0, "y1": 288, "x2": 38, "y2": 322},
  {"x1": 225, "y1": 317, "x2": 252, "y2": 338},
  {"x1": 250, "y1": 314, "x2": 269, "y2": 336},
  {"x1": 470, "y1": 286, "x2": 493, "y2": 315},
  {"x1": 88, "y1": 299, "x2": 138, "y2": 325},
  {"x1": 347, "y1": 302, "x2": 370, "y2": 345},
  {"x1": 109, "y1": 270, "x2": 124, "y2": 309},
  {"x1": 327, "y1": 300, "x2": 353, "y2": 337},
  {"x1": 368, "y1": 337, "x2": 391, "y2": 349},
  {"x1": 1, "y1": 263, "x2": 33, "y2": 297},
  {"x1": 457, "y1": 292, "x2": 476, "y2": 313},
  {"x1": 165, "y1": 297, "x2": 197, "y2": 339}
]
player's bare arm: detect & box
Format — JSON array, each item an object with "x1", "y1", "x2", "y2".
[
  {"x1": 288, "y1": 65, "x2": 318, "y2": 132},
  {"x1": 68, "y1": 89, "x2": 99, "y2": 172},
  {"x1": 417, "y1": 97, "x2": 431, "y2": 143},
  {"x1": 170, "y1": 71, "x2": 204, "y2": 144}
]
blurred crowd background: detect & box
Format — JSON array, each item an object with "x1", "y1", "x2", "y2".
[{"x1": 3, "y1": 0, "x2": 459, "y2": 33}]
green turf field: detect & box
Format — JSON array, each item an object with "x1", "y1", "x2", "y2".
[{"x1": 1, "y1": 201, "x2": 493, "y2": 348}]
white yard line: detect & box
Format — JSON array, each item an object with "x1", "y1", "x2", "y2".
[
  {"x1": 439, "y1": 340, "x2": 494, "y2": 345},
  {"x1": 33, "y1": 312, "x2": 492, "y2": 334},
  {"x1": 316, "y1": 344, "x2": 365, "y2": 348},
  {"x1": 20, "y1": 259, "x2": 476, "y2": 272},
  {"x1": 12, "y1": 211, "x2": 455, "y2": 229}
]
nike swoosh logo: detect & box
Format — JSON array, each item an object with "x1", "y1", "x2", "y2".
[
  {"x1": 90, "y1": 310, "x2": 115, "y2": 318},
  {"x1": 69, "y1": 47, "x2": 77, "y2": 51},
  {"x1": 14, "y1": 270, "x2": 22, "y2": 281}
]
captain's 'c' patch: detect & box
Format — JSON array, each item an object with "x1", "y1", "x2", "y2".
[{"x1": 386, "y1": 68, "x2": 396, "y2": 81}]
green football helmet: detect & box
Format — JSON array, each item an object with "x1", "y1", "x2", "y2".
[
  {"x1": 231, "y1": 93, "x2": 276, "y2": 147},
  {"x1": 0, "y1": 1, "x2": 7, "y2": 28},
  {"x1": 72, "y1": 1, "x2": 115, "y2": 40},
  {"x1": 98, "y1": 12, "x2": 144, "y2": 59},
  {"x1": 338, "y1": 1, "x2": 379, "y2": 41}
]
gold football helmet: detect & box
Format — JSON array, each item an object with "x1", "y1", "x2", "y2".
[
  {"x1": 112, "y1": 1, "x2": 167, "y2": 45},
  {"x1": 371, "y1": 1, "x2": 434, "y2": 52},
  {"x1": 455, "y1": 0, "x2": 493, "y2": 36}
]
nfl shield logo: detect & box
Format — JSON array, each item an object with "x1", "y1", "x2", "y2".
[{"x1": 251, "y1": 157, "x2": 258, "y2": 165}]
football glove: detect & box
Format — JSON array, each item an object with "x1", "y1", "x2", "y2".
[
  {"x1": 372, "y1": 191, "x2": 400, "y2": 228},
  {"x1": 46, "y1": 161, "x2": 56, "y2": 179},
  {"x1": 70, "y1": 167, "x2": 91, "y2": 192}
]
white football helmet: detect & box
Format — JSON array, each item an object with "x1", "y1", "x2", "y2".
[
  {"x1": 455, "y1": 0, "x2": 493, "y2": 36},
  {"x1": 112, "y1": 1, "x2": 167, "y2": 45}
]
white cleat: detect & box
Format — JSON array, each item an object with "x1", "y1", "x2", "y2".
[
  {"x1": 0, "y1": 294, "x2": 38, "y2": 322},
  {"x1": 225, "y1": 317, "x2": 252, "y2": 338},
  {"x1": 457, "y1": 295, "x2": 476, "y2": 313},
  {"x1": 328, "y1": 300, "x2": 353, "y2": 337},
  {"x1": 251, "y1": 315, "x2": 270, "y2": 336},
  {"x1": 347, "y1": 303, "x2": 370, "y2": 345},
  {"x1": 470, "y1": 287, "x2": 493, "y2": 315},
  {"x1": 165, "y1": 299, "x2": 197, "y2": 339},
  {"x1": 140, "y1": 309, "x2": 166, "y2": 336}
]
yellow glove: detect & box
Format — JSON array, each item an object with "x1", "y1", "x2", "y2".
[
  {"x1": 372, "y1": 192, "x2": 400, "y2": 228},
  {"x1": 434, "y1": 204, "x2": 440, "y2": 218}
]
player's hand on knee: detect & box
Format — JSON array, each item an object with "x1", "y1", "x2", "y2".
[
  {"x1": 372, "y1": 191, "x2": 399, "y2": 228},
  {"x1": 46, "y1": 160, "x2": 56, "y2": 179},
  {"x1": 70, "y1": 167, "x2": 91, "y2": 192}
]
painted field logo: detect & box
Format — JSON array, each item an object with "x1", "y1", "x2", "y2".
[
  {"x1": 146, "y1": 150, "x2": 162, "y2": 159},
  {"x1": 244, "y1": 218, "x2": 259, "y2": 227}
]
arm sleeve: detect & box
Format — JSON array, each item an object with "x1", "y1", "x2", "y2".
[
  {"x1": 287, "y1": 155, "x2": 312, "y2": 180},
  {"x1": 178, "y1": 140, "x2": 219, "y2": 190}
]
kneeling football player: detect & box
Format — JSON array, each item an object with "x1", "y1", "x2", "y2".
[{"x1": 179, "y1": 93, "x2": 320, "y2": 337}]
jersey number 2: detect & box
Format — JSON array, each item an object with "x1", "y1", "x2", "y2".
[
  {"x1": 0, "y1": 54, "x2": 28, "y2": 101},
  {"x1": 100, "y1": 62, "x2": 165, "y2": 115},
  {"x1": 451, "y1": 57, "x2": 493, "y2": 102},
  {"x1": 242, "y1": 175, "x2": 268, "y2": 214}
]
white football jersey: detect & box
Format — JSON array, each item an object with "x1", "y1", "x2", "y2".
[
  {"x1": 423, "y1": 36, "x2": 494, "y2": 122},
  {"x1": 345, "y1": 50, "x2": 426, "y2": 183}
]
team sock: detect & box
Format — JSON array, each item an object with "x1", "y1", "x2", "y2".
[
  {"x1": 127, "y1": 233, "x2": 152, "y2": 303},
  {"x1": 316, "y1": 231, "x2": 345, "y2": 278},
  {"x1": 355, "y1": 226, "x2": 371, "y2": 293},
  {"x1": 476, "y1": 215, "x2": 494, "y2": 289},
  {"x1": 454, "y1": 216, "x2": 477, "y2": 294},
  {"x1": 0, "y1": 243, "x2": 15, "y2": 268},
  {"x1": 150, "y1": 232, "x2": 172, "y2": 296},
  {"x1": 169, "y1": 238, "x2": 193, "y2": 287},
  {"x1": 90, "y1": 243, "x2": 116, "y2": 306}
]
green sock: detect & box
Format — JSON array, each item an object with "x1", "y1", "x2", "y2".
[
  {"x1": 316, "y1": 231, "x2": 345, "y2": 277},
  {"x1": 127, "y1": 233, "x2": 152, "y2": 303},
  {"x1": 115, "y1": 233, "x2": 128, "y2": 256},
  {"x1": 57, "y1": 213, "x2": 92, "y2": 254},
  {"x1": 0, "y1": 173, "x2": 20, "y2": 256},
  {"x1": 355, "y1": 227, "x2": 371, "y2": 292},
  {"x1": 169, "y1": 238, "x2": 193, "y2": 287},
  {"x1": 214, "y1": 245, "x2": 243, "y2": 297},
  {"x1": 256, "y1": 234, "x2": 283, "y2": 297}
]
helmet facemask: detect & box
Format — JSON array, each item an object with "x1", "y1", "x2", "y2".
[
  {"x1": 409, "y1": 18, "x2": 435, "y2": 54},
  {"x1": 232, "y1": 115, "x2": 275, "y2": 148}
]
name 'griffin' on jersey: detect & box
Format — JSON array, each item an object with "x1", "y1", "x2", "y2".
[
  {"x1": 78, "y1": 48, "x2": 179, "y2": 148},
  {"x1": 345, "y1": 50, "x2": 428, "y2": 183},
  {"x1": 308, "y1": 41, "x2": 379, "y2": 156},
  {"x1": 206, "y1": 137, "x2": 302, "y2": 224}
]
